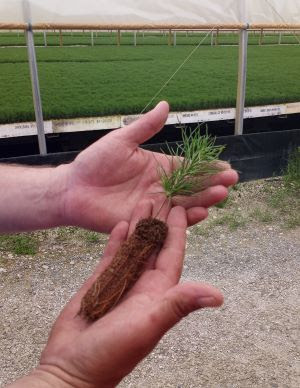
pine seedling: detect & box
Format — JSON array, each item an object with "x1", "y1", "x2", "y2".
[
  {"x1": 159, "y1": 127, "x2": 226, "y2": 199},
  {"x1": 79, "y1": 127, "x2": 226, "y2": 322}
]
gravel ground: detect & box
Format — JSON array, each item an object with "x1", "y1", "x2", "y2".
[{"x1": 0, "y1": 180, "x2": 299, "y2": 387}]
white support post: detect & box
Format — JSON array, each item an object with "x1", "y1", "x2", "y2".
[
  {"x1": 43, "y1": 30, "x2": 47, "y2": 47},
  {"x1": 91, "y1": 30, "x2": 94, "y2": 46},
  {"x1": 279, "y1": 31, "x2": 282, "y2": 45},
  {"x1": 211, "y1": 30, "x2": 214, "y2": 46},
  {"x1": 134, "y1": 31, "x2": 137, "y2": 46},
  {"x1": 25, "y1": 24, "x2": 47, "y2": 155},
  {"x1": 235, "y1": 27, "x2": 248, "y2": 136},
  {"x1": 173, "y1": 31, "x2": 177, "y2": 47}
]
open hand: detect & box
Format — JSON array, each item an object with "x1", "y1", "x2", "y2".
[
  {"x1": 29, "y1": 202, "x2": 223, "y2": 388},
  {"x1": 60, "y1": 101, "x2": 238, "y2": 233}
]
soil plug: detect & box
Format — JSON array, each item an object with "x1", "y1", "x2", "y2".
[
  {"x1": 79, "y1": 217, "x2": 168, "y2": 321},
  {"x1": 79, "y1": 127, "x2": 225, "y2": 322}
]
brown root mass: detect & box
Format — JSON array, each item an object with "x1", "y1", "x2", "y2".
[{"x1": 79, "y1": 217, "x2": 168, "y2": 322}]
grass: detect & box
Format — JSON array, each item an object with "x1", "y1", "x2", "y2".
[
  {"x1": 0, "y1": 31, "x2": 299, "y2": 47},
  {"x1": 0, "y1": 234, "x2": 39, "y2": 255},
  {"x1": 284, "y1": 147, "x2": 300, "y2": 189},
  {"x1": 249, "y1": 207, "x2": 274, "y2": 223},
  {"x1": 213, "y1": 211, "x2": 248, "y2": 230},
  {"x1": 196, "y1": 148, "x2": 300, "y2": 235},
  {"x1": 0, "y1": 44, "x2": 299, "y2": 124},
  {"x1": 82, "y1": 230, "x2": 101, "y2": 244}
]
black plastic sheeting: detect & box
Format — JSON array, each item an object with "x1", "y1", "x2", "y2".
[{"x1": 0, "y1": 129, "x2": 299, "y2": 183}]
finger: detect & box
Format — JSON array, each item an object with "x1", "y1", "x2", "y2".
[
  {"x1": 119, "y1": 101, "x2": 169, "y2": 146},
  {"x1": 155, "y1": 206, "x2": 187, "y2": 283},
  {"x1": 59, "y1": 221, "x2": 129, "y2": 321},
  {"x1": 172, "y1": 185, "x2": 228, "y2": 209},
  {"x1": 128, "y1": 200, "x2": 154, "y2": 236},
  {"x1": 186, "y1": 207, "x2": 209, "y2": 226},
  {"x1": 145, "y1": 282, "x2": 224, "y2": 337},
  {"x1": 203, "y1": 168, "x2": 239, "y2": 189},
  {"x1": 87, "y1": 281, "x2": 223, "y2": 383}
]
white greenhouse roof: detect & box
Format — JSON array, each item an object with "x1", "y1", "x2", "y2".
[{"x1": 0, "y1": 0, "x2": 299, "y2": 29}]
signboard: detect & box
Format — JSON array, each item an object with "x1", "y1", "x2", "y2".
[
  {"x1": 52, "y1": 115, "x2": 120, "y2": 133},
  {"x1": 0, "y1": 102, "x2": 299, "y2": 139},
  {"x1": 0, "y1": 121, "x2": 52, "y2": 138}
]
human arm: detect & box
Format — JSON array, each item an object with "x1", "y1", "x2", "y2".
[
  {"x1": 8, "y1": 203, "x2": 223, "y2": 388},
  {"x1": 0, "y1": 164, "x2": 66, "y2": 233},
  {"x1": 0, "y1": 101, "x2": 238, "y2": 233}
]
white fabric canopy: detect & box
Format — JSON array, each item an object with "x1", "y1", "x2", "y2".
[{"x1": 0, "y1": 0, "x2": 299, "y2": 27}]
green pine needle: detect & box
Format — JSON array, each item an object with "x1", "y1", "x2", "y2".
[{"x1": 159, "y1": 127, "x2": 226, "y2": 199}]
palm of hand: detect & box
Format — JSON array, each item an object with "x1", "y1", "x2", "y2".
[
  {"x1": 68, "y1": 132, "x2": 168, "y2": 230},
  {"x1": 39, "y1": 204, "x2": 223, "y2": 388},
  {"x1": 40, "y1": 206, "x2": 189, "y2": 387}
]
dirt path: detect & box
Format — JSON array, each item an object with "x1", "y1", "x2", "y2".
[{"x1": 0, "y1": 180, "x2": 299, "y2": 387}]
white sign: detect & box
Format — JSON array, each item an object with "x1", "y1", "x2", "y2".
[
  {"x1": 52, "y1": 116, "x2": 121, "y2": 133},
  {"x1": 244, "y1": 105, "x2": 285, "y2": 119},
  {"x1": 0, "y1": 121, "x2": 52, "y2": 138},
  {"x1": 0, "y1": 102, "x2": 299, "y2": 139}
]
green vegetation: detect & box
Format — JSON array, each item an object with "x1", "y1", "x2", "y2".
[
  {"x1": 82, "y1": 230, "x2": 100, "y2": 244},
  {"x1": 249, "y1": 207, "x2": 274, "y2": 223},
  {"x1": 160, "y1": 129, "x2": 225, "y2": 198},
  {"x1": 0, "y1": 43, "x2": 299, "y2": 124},
  {"x1": 0, "y1": 31, "x2": 299, "y2": 47},
  {"x1": 284, "y1": 147, "x2": 300, "y2": 190},
  {"x1": 270, "y1": 148, "x2": 300, "y2": 229},
  {"x1": 195, "y1": 148, "x2": 300, "y2": 235},
  {"x1": 0, "y1": 234, "x2": 39, "y2": 255},
  {"x1": 213, "y1": 211, "x2": 248, "y2": 230}
]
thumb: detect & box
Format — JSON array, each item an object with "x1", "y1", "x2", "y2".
[
  {"x1": 151, "y1": 282, "x2": 224, "y2": 335},
  {"x1": 118, "y1": 101, "x2": 169, "y2": 146}
]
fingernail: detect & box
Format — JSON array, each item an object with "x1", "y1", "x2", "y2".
[{"x1": 196, "y1": 296, "x2": 216, "y2": 308}]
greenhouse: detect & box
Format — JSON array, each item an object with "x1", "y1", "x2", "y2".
[
  {"x1": 0, "y1": 2, "x2": 300, "y2": 387},
  {"x1": 0, "y1": 0, "x2": 299, "y2": 178}
]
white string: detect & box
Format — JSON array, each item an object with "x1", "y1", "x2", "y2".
[
  {"x1": 141, "y1": 2, "x2": 298, "y2": 116},
  {"x1": 140, "y1": 28, "x2": 215, "y2": 114}
]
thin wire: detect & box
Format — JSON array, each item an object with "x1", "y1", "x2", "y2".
[
  {"x1": 140, "y1": 28, "x2": 215, "y2": 114},
  {"x1": 263, "y1": 0, "x2": 300, "y2": 44}
]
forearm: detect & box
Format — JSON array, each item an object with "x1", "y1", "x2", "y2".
[{"x1": 0, "y1": 164, "x2": 67, "y2": 233}]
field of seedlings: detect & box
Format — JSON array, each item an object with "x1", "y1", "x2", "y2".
[
  {"x1": 1, "y1": 30, "x2": 299, "y2": 47},
  {"x1": 0, "y1": 33, "x2": 299, "y2": 124}
]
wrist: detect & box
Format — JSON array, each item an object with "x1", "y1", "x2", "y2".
[
  {"x1": 49, "y1": 164, "x2": 71, "y2": 228},
  {"x1": 7, "y1": 365, "x2": 116, "y2": 388},
  {"x1": 0, "y1": 164, "x2": 68, "y2": 233},
  {"x1": 7, "y1": 366, "x2": 74, "y2": 388}
]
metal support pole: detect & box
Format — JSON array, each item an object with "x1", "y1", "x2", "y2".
[
  {"x1": 259, "y1": 28, "x2": 264, "y2": 45},
  {"x1": 168, "y1": 29, "x2": 172, "y2": 46},
  {"x1": 91, "y1": 30, "x2": 94, "y2": 46},
  {"x1": 211, "y1": 30, "x2": 214, "y2": 46},
  {"x1": 235, "y1": 28, "x2": 248, "y2": 136},
  {"x1": 173, "y1": 31, "x2": 177, "y2": 47},
  {"x1": 59, "y1": 29, "x2": 63, "y2": 47},
  {"x1": 25, "y1": 24, "x2": 47, "y2": 154},
  {"x1": 215, "y1": 28, "x2": 219, "y2": 45},
  {"x1": 134, "y1": 31, "x2": 137, "y2": 46}
]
